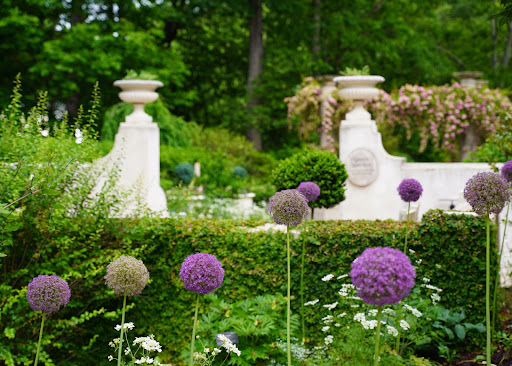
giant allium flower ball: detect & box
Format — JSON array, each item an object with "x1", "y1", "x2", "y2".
[
  {"x1": 464, "y1": 172, "x2": 510, "y2": 215},
  {"x1": 180, "y1": 253, "x2": 225, "y2": 294},
  {"x1": 105, "y1": 255, "x2": 150, "y2": 296},
  {"x1": 27, "y1": 275, "x2": 71, "y2": 313},
  {"x1": 502, "y1": 160, "x2": 512, "y2": 183},
  {"x1": 267, "y1": 189, "x2": 309, "y2": 226},
  {"x1": 297, "y1": 181, "x2": 321, "y2": 202},
  {"x1": 350, "y1": 247, "x2": 416, "y2": 306},
  {"x1": 397, "y1": 179, "x2": 423, "y2": 202}
]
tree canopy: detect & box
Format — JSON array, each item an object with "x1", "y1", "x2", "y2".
[{"x1": 1, "y1": 0, "x2": 511, "y2": 153}]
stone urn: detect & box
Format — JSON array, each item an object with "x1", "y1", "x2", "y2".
[
  {"x1": 113, "y1": 79, "x2": 164, "y2": 124},
  {"x1": 333, "y1": 75, "x2": 384, "y2": 121}
]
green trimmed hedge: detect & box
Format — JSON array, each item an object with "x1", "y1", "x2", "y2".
[{"x1": 0, "y1": 210, "x2": 497, "y2": 365}]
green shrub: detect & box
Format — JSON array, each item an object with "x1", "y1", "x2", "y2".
[
  {"x1": 232, "y1": 166, "x2": 248, "y2": 179},
  {"x1": 174, "y1": 162, "x2": 194, "y2": 184},
  {"x1": 271, "y1": 148, "x2": 348, "y2": 208},
  {"x1": 101, "y1": 98, "x2": 200, "y2": 147},
  {"x1": 1, "y1": 210, "x2": 496, "y2": 365}
]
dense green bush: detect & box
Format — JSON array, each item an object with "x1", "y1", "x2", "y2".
[
  {"x1": 271, "y1": 148, "x2": 348, "y2": 208},
  {"x1": 101, "y1": 98, "x2": 200, "y2": 147},
  {"x1": 0, "y1": 210, "x2": 496, "y2": 365}
]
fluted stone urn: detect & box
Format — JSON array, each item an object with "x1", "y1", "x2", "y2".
[
  {"x1": 113, "y1": 79, "x2": 163, "y2": 124},
  {"x1": 333, "y1": 75, "x2": 385, "y2": 122}
]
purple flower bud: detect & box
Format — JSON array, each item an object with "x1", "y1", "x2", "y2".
[
  {"x1": 180, "y1": 253, "x2": 224, "y2": 294},
  {"x1": 27, "y1": 275, "x2": 71, "y2": 313},
  {"x1": 397, "y1": 179, "x2": 423, "y2": 202},
  {"x1": 464, "y1": 172, "x2": 510, "y2": 215},
  {"x1": 502, "y1": 160, "x2": 512, "y2": 183},
  {"x1": 105, "y1": 256, "x2": 150, "y2": 296},
  {"x1": 350, "y1": 247, "x2": 416, "y2": 306},
  {"x1": 268, "y1": 189, "x2": 309, "y2": 226},
  {"x1": 297, "y1": 182, "x2": 320, "y2": 202}
]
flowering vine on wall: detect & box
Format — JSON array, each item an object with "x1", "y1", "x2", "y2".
[
  {"x1": 369, "y1": 83, "x2": 512, "y2": 159},
  {"x1": 284, "y1": 77, "x2": 352, "y2": 152},
  {"x1": 285, "y1": 77, "x2": 512, "y2": 161}
]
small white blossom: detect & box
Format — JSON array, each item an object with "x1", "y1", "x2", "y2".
[
  {"x1": 41, "y1": 130, "x2": 49, "y2": 137},
  {"x1": 115, "y1": 322, "x2": 135, "y2": 331},
  {"x1": 108, "y1": 355, "x2": 114, "y2": 361},
  {"x1": 408, "y1": 249, "x2": 416, "y2": 254},
  {"x1": 304, "y1": 299, "x2": 319, "y2": 306},
  {"x1": 337, "y1": 274, "x2": 348, "y2": 280},
  {"x1": 368, "y1": 309, "x2": 378, "y2": 316},
  {"x1": 422, "y1": 277, "x2": 430, "y2": 283},
  {"x1": 400, "y1": 320, "x2": 410, "y2": 330},
  {"x1": 386, "y1": 325, "x2": 398, "y2": 337},
  {"x1": 322, "y1": 326, "x2": 330, "y2": 332},
  {"x1": 322, "y1": 315, "x2": 334, "y2": 323},
  {"x1": 324, "y1": 335, "x2": 333, "y2": 345},
  {"x1": 323, "y1": 302, "x2": 338, "y2": 310},
  {"x1": 322, "y1": 274, "x2": 335, "y2": 282},
  {"x1": 431, "y1": 293, "x2": 441, "y2": 304}
]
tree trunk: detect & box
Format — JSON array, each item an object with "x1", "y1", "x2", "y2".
[
  {"x1": 312, "y1": 0, "x2": 321, "y2": 72},
  {"x1": 491, "y1": 19, "x2": 499, "y2": 71},
  {"x1": 503, "y1": 21, "x2": 512, "y2": 67},
  {"x1": 246, "y1": 0, "x2": 263, "y2": 151}
]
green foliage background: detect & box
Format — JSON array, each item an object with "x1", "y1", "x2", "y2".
[{"x1": 0, "y1": 210, "x2": 496, "y2": 365}]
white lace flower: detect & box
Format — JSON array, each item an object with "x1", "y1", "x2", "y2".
[
  {"x1": 304, "y1": 299, "x2": 319, "y2": 306},
  {"x1": 322, "y1": 274, "x2": 335, "y2": 282},
  {"x1": 115, "y1": 322, "x2": 135, "y2": 331},
  {"x1": 323, "y1": 302, "x2": 338, "y2": 310}
]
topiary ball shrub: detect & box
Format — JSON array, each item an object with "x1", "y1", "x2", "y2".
[
  {"x1": 174, "y1": 162, "x2": 194, "y2": 184},
  {"x1": 232, "y1": 166, "x2": 248, "y2": 179},
  {"x1": 271, "y1": 148, "x2": 348, "y2": 209}
]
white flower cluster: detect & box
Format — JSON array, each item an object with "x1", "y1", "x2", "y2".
[
  {"x1": 322, "y1": 302, "x2": 338, "y2": 311},
  {"x1": 402, "y1": 304, "x2": 422, "y2": 317},
  {"x1": 322, "y1": 274, "x2": 335, "y2": 282},
  {"x1": 304, "y1": 299, "x2": 319, "y2": 306},
  {"x1": 324, "y1": 335, "x2": 333, "y2": 345},
  {"x1": 353, "y1": 312, "x2": 379, "y2": 330},
  {"x1": 108, "y1": 323, "x2": 162, "y2": 365},
  {"x1": 338, "y1": 283, "x2": 356, "y2": 297},
  {"x1": 133, "y1": 335, "x2": 163, "y2": 353},
  {"x1": 217, "y1": 334, "x2": 241, "y2": 356},
  {"x1": 115, "y1": 322, "x2": 135, "y2": 331}
]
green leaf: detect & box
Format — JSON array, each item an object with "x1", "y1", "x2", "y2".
[
  {"x1": 454, "y1": 324, "x2": 466, "y2": 340},
  {"x1": 0, "y1": 252, "x2": 6, "y2": 257}
]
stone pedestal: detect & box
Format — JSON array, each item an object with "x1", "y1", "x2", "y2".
[{"x1": 95, "y1": 79, "x2": 169, "y2": 217}]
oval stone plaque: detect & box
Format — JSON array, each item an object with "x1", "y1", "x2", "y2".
[{"x1": 346, "y1": 148, "x2": 378, "y2": 187}]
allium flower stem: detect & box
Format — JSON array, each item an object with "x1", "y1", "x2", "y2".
[
  {"x1": 117, "y1": 294, "x2": 127, "y2": 366},
  {"x1": 493, "y1": 199, "x2": 510, "y2": 336},
  {"x1": 403, "y1": 202, "x2": 410, "y2": 254},
  {"x1": 373, "y1": 306, "x2": 383, "y2": 366},
  {"x1": 485, "y1": 217, "x2": 491, "y2": 366},
  {"x1": 286, "y1": 226, "x2": 292, "y2": 366},
  {"x1": 300, "y1": 229, "x2": 306, "y2": 344},
  {"x1": 190, "y1": 293, "x2": 200, "y2": 366},
  {"x1": 395, "y1": 309, "x2": 403, "y2": 354},
  {"x1": 33, "y1": 313, "x2": 45, "y2": 366}
]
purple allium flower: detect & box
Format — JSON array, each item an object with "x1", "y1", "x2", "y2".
[
  {"x1": 27, "y1": 275, "x2": 71, "y2": 313},
  {"x1": 180, "y1": 253, "x2": 225, "y2": 294},
  {"x1": 350, "y1": 247, "x2": 416, "y2": 306},
  {"x1": 267, "y1": 189, "x2": 309, "y2": 226},
  {"x1": 502, "y1": 160, "x2": 512, "y2": 183},
  {"x1": 464, "y1": 172, "x2": 510, "y2": 215},
  {"x1": 297, "y1": 181, "x2": 321, "y2": 202},
  {"x1": 397, "y1": 179, "x2": 423, "y2": 202},
  {"x1": 105, "y1": 255, "x2": 150, "y2": 296}
]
